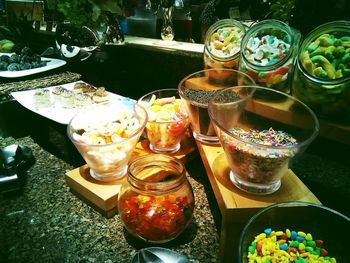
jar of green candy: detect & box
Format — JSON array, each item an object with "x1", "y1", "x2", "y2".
[
  {"x1": 239, "y1": 19, "x2": 301, "y2": 93},
  {"x1": 292, "y1": 20, "x2": 350, "y2": 121}
]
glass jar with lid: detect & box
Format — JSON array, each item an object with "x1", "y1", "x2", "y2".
[
  {"x1": 292, "y1": 20, "x2": 350, "y2": 121},
  {"x1": 204, "y1": 19, "x2": 246, "y2": 74},
  {"x1": 239, "y1": 19, "x2": 301, "y2": 93},
  {"x1": 118, "y1": 154, "x2": 195, "y2": 243}
]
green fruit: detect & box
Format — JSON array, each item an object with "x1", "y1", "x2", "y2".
[{"x1": 0, "y1": 39, "x2": 15, "y2": 53}]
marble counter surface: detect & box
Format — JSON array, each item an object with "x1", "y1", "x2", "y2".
[{"x1": 0, "y1": 136, "x2": 220, "y2": 263}]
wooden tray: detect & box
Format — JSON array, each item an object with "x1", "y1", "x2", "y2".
[
  {"x1": 196, "y1": 142, "x2": 321, "y2": 263},
  {"x1": 65, "y1": 133, "x2": 197, "y2": 218}
]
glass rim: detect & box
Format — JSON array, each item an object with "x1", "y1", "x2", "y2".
[
  {"x1": 204, "y1": 18, "x2": 247, "y2": 61},
  {"x1": 137, "y1": 88, "x2": 189, "y2": 123},
  {"x1": 127, "y1": 154, "x2": 186, "y2": 193},
  {"x1": 67, "y1": 100, "x2": 148, "y2": 147},
  {"x1": 177, "y1": 69, "x2": 256, "y2": 107},
  {"x1": 297, "y1": 20, "x2": 350, "y2": 83},
  {"x1": 208, "y1": 86, "x2": 320, "y2": 150},
  {"x1": 240, "y1": 19, "x2": 297, "y2": 70}
]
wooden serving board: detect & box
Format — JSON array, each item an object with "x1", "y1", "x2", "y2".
[
  {"x1": 196, "y1": 142, "x2": 321, "y2": 263},
  {"x1": 65, "y1": 133, "x2": 197, "y2": 218}
]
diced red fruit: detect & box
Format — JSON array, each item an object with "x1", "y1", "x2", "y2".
[{"x1": 168, "y1": 121, "x2": 185, "y2": 137}]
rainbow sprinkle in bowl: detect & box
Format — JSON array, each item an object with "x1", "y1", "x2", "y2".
[{"x1": 208, "y1": 86, "x2": 319, "y2": 195}]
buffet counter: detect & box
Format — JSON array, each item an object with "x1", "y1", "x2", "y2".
[{"x1": 0, "y1": 64, "x2": 349, "y2": 263}]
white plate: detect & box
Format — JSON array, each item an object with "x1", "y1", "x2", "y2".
[
  {"x1": 11, "y1": 82, "x2": 130, "y2": 125},
  {"x1": 0, "y1": 52, "x2": 66, "y2": 78}
]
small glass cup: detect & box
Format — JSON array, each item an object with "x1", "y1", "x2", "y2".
[
  {"x1": 178, "y1": 69, "x2": 255, "y2": 144},
  {"x1": 208, "y1": 86, "x2": 319, "y2": 194},
  {"x1": 67, "y1": 101, "x2": 147, "y2": 182},
  {"x1": 138, "y1": 89, "x2": 189, "y2": 153},
  {"x1": 118, "y1": 154, "x2": 195, "y2": 243}
]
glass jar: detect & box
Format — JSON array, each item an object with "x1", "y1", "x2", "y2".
[
  {"x1": 292, "y1": 20, "x2": 350, "y2": 121},
  {"x1": 204, "y1": 19, "x2": 246, "y2": 71},
  {"x1": 118, "y1": 154, "x2": 195, "y2": 243},
  {"x1": 239, "y1": 19, "x2": 301, "y2": 93}
]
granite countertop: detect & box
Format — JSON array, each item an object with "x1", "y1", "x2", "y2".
[
  {"x1": 0, "y1": 136, "x2": 220, "y2": 263},
  {"x1": 1, "y1": 62, "x2": 350, "y2": 263}
]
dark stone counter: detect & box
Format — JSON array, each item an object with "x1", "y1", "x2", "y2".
[{"x1": 0, "y1": 136, "x2": 220, "y2": 263}]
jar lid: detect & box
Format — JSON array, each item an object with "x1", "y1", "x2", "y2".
[
  {"x1": 241, "y1": 19, "x2": 297, "y2": 69},
  {"x1": 297, "y1": 20, "x2": 350, "y2": 83},
  {"x1": 204, "y1": 19, "x2": 246, "y2": 61}
]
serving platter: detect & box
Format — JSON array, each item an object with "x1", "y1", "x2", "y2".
[
  {"x1": 11, "y1": 81, "x2": 128, "y2": 125},
  {"x1": 0, "y1": 52, "x2": 66, "y2": 78}
]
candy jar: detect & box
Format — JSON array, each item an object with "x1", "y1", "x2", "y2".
[
  {"x1": 204, "y1": 19, "x2": 246, "y2": 71},
  {"x1": 292, "y1": 20, "x2": 350, "y2": 121},
  {"x1": 239, "y1": 19, "x2": 301, "y2": 93},
  {"x1": 118, "y1": 154, "x2": 195, "y2": 243}
]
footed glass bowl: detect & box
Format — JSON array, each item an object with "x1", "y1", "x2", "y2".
[
  {"x1": 208, "y1": 86, "x2": 319, "y2": 195},
  {"x1": 67, "y1": 101, "x2": 147, "y2": 182}
]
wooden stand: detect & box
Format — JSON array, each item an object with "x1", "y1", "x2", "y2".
[
  {"x1": 196, "y1": 142, "x2": 320, "y2": 263},
  {"x1": 65, "y1": 133, "x2": 197, "y2": 218}
]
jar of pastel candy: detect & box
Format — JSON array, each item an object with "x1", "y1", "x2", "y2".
[
  {"x1": 292, "y1": 20, "x2": 350, "y2": 121},
  {"x1": 204, "y1": 19, "x2": 246, "y2": 73},
  {"x1": 239, "y1": 19, "x2": 301, "y2": 93}
]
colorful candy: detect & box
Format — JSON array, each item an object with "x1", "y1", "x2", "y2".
[
  {"x1": 207, "y1": 26, "x2": 244, "y2": 60},
  {"x1": 244, "y1": 35, "x2": 291, "y2": 66},
  {"x1": 72, "y1": 110, "x2": 142, "y2": 145},
  {"x1": 139, "y1": 95, "x2": 189, "y2": 152},
  {"x1": 240, "y1": 32, "x2": 295, "y2": 92},
  {"x1": 301, "y1": 34, "x2": 350, "y2": 79},
  {"x1": 247, "y1": 228, "x2": 337, "y2": 263},
  {"x1": 204, "y1": 22, "x2": 245, "y2": 71},
  {"x1": 222, "y1": 127, "x2": 298, "y2": 186},
  {"x1": 119, "y1": 192, "x2": 194, "y2": 242}
]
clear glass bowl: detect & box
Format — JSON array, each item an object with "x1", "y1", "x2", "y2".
[
  {"x1": 138, "y1": 89, "x2": 189, "y2": 153},
  {"x1": 239, "y1": 202, "x2": 350, "y2": 263},
  {"x1": 208, "y1": 86, "x2": 319, "y2": 194},
  {"x1": 292, "y1": 20, "x2": 350, "y2": 121},
  {"x1": 118, "y1": 154, "x2": 195, "y2": 243},
  {"x1": 67, "y1": 101, "x2": 147, "y2": 182},
  {"x1": 178, "y1": 69, "x2": 255, "y2": 144}
]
